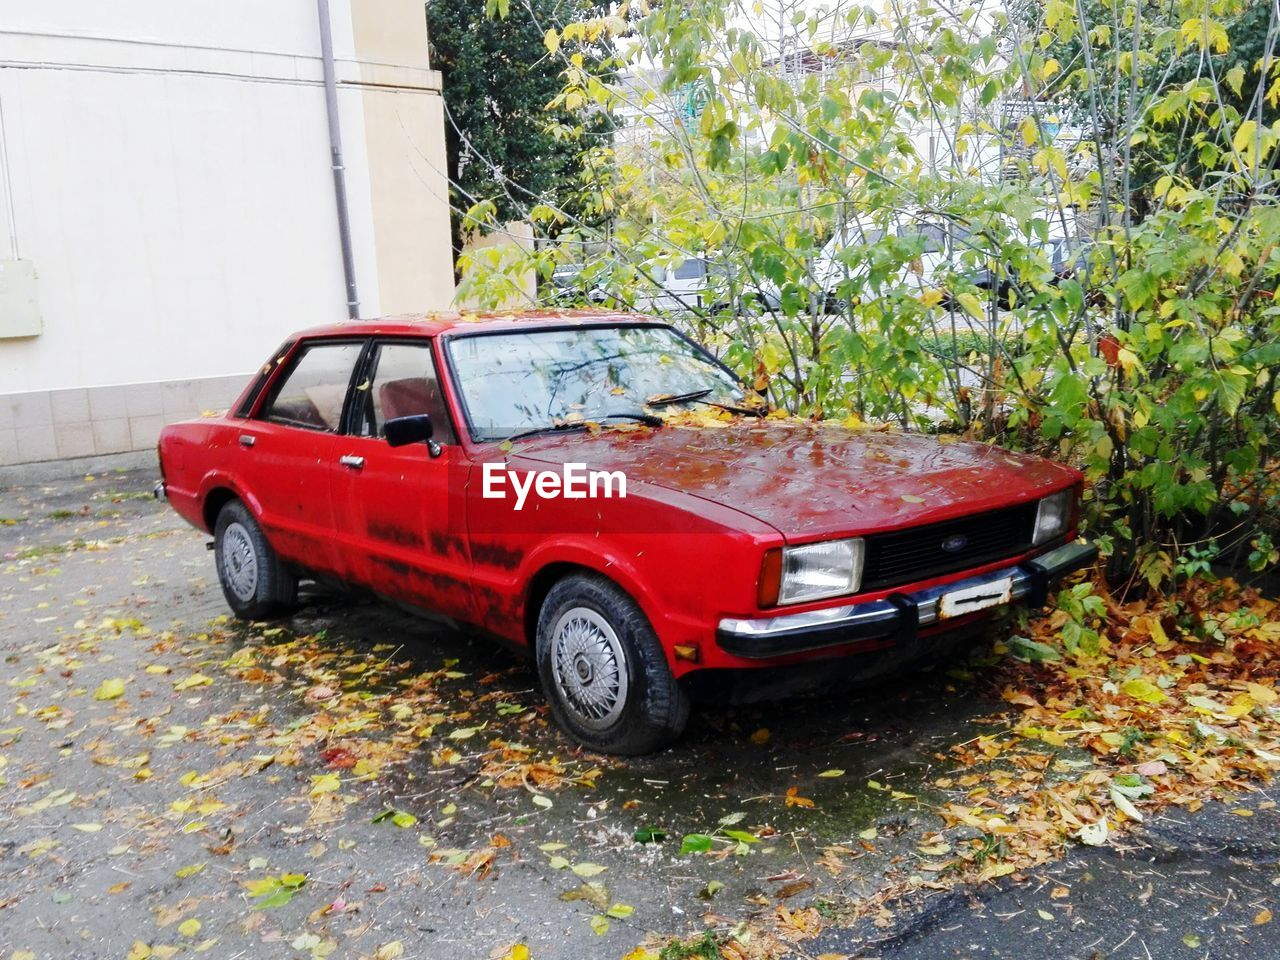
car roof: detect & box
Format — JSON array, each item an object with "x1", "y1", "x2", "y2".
[{"x1": 291, "y1": 308, "x2": 665, "y2": 340}]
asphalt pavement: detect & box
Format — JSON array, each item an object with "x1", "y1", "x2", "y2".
[{"x1": 1, "y1": 463, "x2": 1278, "y2": 960}]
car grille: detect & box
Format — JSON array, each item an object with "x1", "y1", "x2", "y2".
[{"x1": 860, "y1": 502, "x2": 1038, "y2": 591}]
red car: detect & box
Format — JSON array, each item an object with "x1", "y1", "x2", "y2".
[{"x1": 156, "y1": 311, "x2": 1095, "y2": 754}]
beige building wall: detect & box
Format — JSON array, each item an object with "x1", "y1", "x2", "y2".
[
  {"x1": 350, "y1": 0, "x2": 455, "y2": 316},
  {"x1": 0, "y1": 0, "x2": 455, "y2": 466},
  {"x1": 457, "y1": 221, "x2": 539, "y2": 310}
]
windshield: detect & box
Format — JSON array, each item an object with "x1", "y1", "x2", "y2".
[{"x1": 447, "y1": 325, "x2": 743, "y2": 442}]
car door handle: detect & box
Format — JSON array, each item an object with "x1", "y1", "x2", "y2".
[
  {"x1": 339, "y1": 454, "x2": 365, "y2": 470},
  {"x1": 239, "y1": 434, "x2": 256, "y2": 447}
]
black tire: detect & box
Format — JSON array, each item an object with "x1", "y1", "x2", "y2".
[
  {"x1": 213, "y1": 499, "x2": 297, "y2": 620},
  {"x1": 535, "y1": 573, "x2": 690, "y2": 754}
]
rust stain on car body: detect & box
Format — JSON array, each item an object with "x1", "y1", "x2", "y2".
[
  {"x1": 429, "y1": 530, "x2": 468, "y2": 559},
  {"x1": 367, "y1": 521, "x2": 425, "y2": 549},
  {"x1": 470, "y1": 541, "x2": 523, "y2": 571}
]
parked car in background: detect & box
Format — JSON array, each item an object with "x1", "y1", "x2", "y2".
[
  {"x1": 761, "y1": 211, "x2": 1085, "y2": 313},
  {"x1": 156, "y1": 310, "x2": 1096, "y2": 753},
  {"x1": 545, "y1": 254, "x2": 749, "y2": 316}
]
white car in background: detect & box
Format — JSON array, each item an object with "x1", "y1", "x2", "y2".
[
  {"x1": 761, "y1": 210, "x2": 1081, "y2": 312},
  {"x1": 547, "y1": 254, "x2": 731, "y2": 314}
]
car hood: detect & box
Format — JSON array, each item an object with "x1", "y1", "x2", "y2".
[{"x1": 506, "y1": 420, "x2": 1078, "y2": 541}]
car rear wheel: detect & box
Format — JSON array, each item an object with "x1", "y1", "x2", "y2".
[
  {"x1": 536, "y1": 573, "x2": 689, "y2": 755},
  {"x1": 213, "y1": 500, "x2": 297, "y2": 619}
]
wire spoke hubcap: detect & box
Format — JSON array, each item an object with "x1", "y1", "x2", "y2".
[
  {"x1": 550, "y1": 607, "x2": 628, "y2": 730},
  {"x1": 221, "y1": 522, "x2": 259, "y2": 602}
]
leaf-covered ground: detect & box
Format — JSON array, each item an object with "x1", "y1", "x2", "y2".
[{"x1": 2, "y1": 469, "x2": 1280, "y2": 960}]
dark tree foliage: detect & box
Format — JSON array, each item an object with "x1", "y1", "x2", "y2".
[{"x1": 425, "y1": 0, "x2": 615, "y2": 264}]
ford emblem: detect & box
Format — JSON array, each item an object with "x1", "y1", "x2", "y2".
[{"x1": 941, "y1": 534, "x2": 968, "y2": 553}]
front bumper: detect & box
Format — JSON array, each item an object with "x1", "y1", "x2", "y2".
[{"x1": 716, "y1": 539, "x2": 1097, "y2": 659}]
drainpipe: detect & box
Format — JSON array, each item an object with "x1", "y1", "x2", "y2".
[{"x1": 316, "y1": 0, "x2": 360, "y2": 319}]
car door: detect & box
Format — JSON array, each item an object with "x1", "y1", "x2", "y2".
[
  {"x1": 668, "y1": 256, "x2": 707, "y2": 310},
  {"x1": 234, "y1": 338, "x2": 366, "y2": 575},
  {"x1": 329, "y1": 337, "x2": 474, "y2": 621}
]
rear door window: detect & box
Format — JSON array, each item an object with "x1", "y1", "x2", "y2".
[{"x1": 259, "y1": 341, "x2": 364, "y2": 431}]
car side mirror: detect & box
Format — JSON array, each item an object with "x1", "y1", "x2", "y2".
[{"x1": 385, "y1": 414, "x2": 442, "y2": 458}]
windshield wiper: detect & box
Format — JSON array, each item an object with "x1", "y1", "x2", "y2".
[
  {"x1": 646, "y1": 388, "x2": 766, "y2": 418},
  {"x1": 503, "y1": 411, "x2": 661, "y2": 444},
  {"x1": 646, "y1": 389, "x2": 714, "y2": 407}
]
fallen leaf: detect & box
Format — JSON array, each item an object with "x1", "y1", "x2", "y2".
[
  {"x1": 1121, "y1": 677, "x2": 1167, "y2": 704},
  {"x1": 680, "y1": 834, "x2": 713, "y2": 855},
  {"x1": 1076, "y1": 819, "x2": 1108, "y2": 846},
  {"x1": 94, "y1": 679, "x2": 126, "y2": 701}
]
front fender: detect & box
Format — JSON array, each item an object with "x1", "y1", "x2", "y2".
[{"x1": 510, "y1": 537, "x2": 713, "y2": 674}]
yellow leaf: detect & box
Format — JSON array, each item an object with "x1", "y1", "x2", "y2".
[
  {"x1": 956, "y1": 291, "x2": 985, "y2": 321},
  {"x1": 178, "y1": 919, "x2": 202, "y2": 938},
  {"x1": 1116, "y1": 348, "x2": 1141, "y2": 376},
  {"x1": 621, "y1": 950, "x2": 657, "y2": 960},
  {"x1": 72, "y1": 823, "x2": 102, "y2": 832},
  {"x1": 310, "y1": 773, "x2": 341, "y2": 795},
  {"x1": 1248, "y1": 683, "x2": 1278, "y2": 705},
  {"x1": 750, "y1": 728, "x2": 770, "y2": 745},
  {"x1": 174, "y1": 673, "x2": 213, "y2": 691},
  {"x1": 93, "y1": 678, "x2": 126, "y2": 701},
  {"x1": 1121, "y1": 678, "x2": 1167, "y2": 704},
  {"x1": 1233, "y1": 120, "x2": 1257, "y2": 153},
  {"x1": 126, "y1": 943, "x2": 152, "y2": 960},
  {"x1": 1256, "y1": 909, "x2": 1273, "y2": 925},
  {"x1": 543, "y1": 28, "x2": 560, "y2": 54},
  {"x1": 501, "y1": 946, "x2": 532, "y2": 960},
  {"x1": 374, "y1": 943, "x2": 404, "y2": 960}
]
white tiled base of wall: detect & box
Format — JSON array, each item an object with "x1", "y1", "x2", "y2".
[{"x1": 0, "y1": 375, "x2": 248, "y2": 466}]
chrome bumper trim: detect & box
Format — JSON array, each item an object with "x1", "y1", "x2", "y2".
[{"x1": 716, "y1": 539, "x2": 1097, "y2": 658}]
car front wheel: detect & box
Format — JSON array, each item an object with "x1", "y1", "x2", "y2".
[
  {"x1": 213, "y1": 499, "x2": 297, "y2": 620},
  {"x1": 536, "y1": 573, "x2": 689, "y2": 754}
]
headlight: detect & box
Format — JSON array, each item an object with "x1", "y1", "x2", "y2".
[
  {"x1": 767, "y1": 538, "x2": 865, "y2": 605},
  {"x1": 1033, "y1": 489, "x2": 1073, "y2": 545}
]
